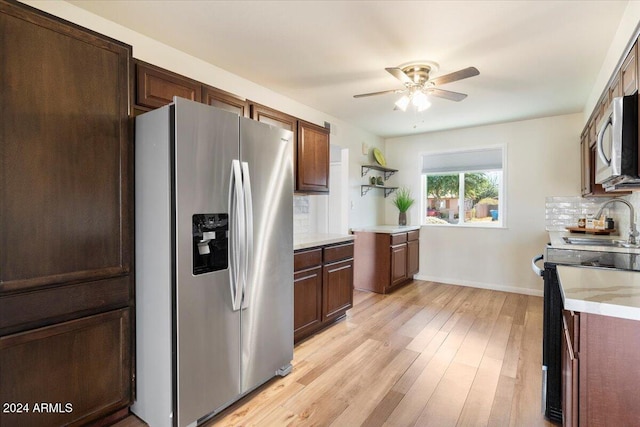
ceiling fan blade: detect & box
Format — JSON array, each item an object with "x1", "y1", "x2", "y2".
[
  {"x1": 430, "y1": 67, "x2": 479, "y2": 86},
  {"x1": 353, "y1": 89, "x2": 403, "y2": 98},
  {"x1": 385, "y1": 67, "x2": 413, "y2": 84},
  {"x1": 427, "y1": 88, "x2": 468, "y2": 102}
]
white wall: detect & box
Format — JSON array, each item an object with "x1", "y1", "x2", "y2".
[
  {"x1": 385, "y1": 113, "x2": 583, "y2": 295},
  {"x1": 23, "y1": 0, "x2": 384, "y2": 232}
]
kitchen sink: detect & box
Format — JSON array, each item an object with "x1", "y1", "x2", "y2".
[{"x1": 562, "y1": 236, "x2": 640, "y2": 248}]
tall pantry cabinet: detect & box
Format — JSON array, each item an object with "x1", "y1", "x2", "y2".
[{"x1": 0, "y1": 1, "x2": 134, "y2": 425}]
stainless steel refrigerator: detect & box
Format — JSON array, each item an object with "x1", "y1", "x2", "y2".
[{"x1": 132, "y1": 97, "x2": 294, "y2": 427}]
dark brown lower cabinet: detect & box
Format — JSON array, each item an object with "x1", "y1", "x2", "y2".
[
  {"x1": 0, "y1": 308, "x2": 131, "y2": 427},
  {"x1": 407, "y1": 238, "x2": 420, "y2": 277},
  {"x1": 354, "y1": 229, "x2": 420, "y2": 294},
  {"x1": 294, "y1": 241, "x2": 353, "y2": 343},
  {"x1": 390, "y1": 243, "x2": 408, "y2": 287},
  {"x1": 561, "y1": 310, "x2": 640, "y2": 426},
  {"x1": 323, "y1": 259, "x2": 354, "y2": 322},
  {"x1": 294, "y1": 265, "x2": 323, "y2": 342}
]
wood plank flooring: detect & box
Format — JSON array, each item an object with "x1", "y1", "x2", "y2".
[{"x1": 116, "y1": 281, "x2": 556, "y2": 427}]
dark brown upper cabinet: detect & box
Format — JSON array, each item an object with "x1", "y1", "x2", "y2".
[
  {"x1": 1, "y1": 0, "x2": 134, "y2": 424},
  {"x1": 133, "y1": 64, "x2": 331, "y2": 194},
  {"x1": 621, "y1": 41, "x2": 638, "y2": 96},
  {"x1": 250, "y1": 102, "x2": 298, "y2": 141},
  {"x1": 297, "y1": 120, "x2": 330, "y2": 193},
  {"x1": 580, "y1": 36, "x2": 640, "y2": 197},
  {"x1": 1, "y1": 0, "x2": 133, "y2": 298},
  {"x1": 135, "y1": 59, "x2": 202, "y2": 110},
  {"x1": 203, "y1": 84, "x2": 249, "y2": 117},
  {"x1": 250, "y1": 103, "x2": 330, "y2": 193}
]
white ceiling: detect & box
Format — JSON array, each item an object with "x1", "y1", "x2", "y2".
[{"x1": 68, "y1": 0, "x2": 630, "y2": 138}]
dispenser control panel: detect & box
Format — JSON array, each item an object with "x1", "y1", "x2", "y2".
[{"x1": 192, "y1": 213, "x2": 228, "y2": 275}]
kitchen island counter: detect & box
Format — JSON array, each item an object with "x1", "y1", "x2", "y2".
[{"x1": 557, "y1": 265, "x2": 640, "y2": 321}]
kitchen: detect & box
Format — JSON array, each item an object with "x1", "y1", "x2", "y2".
[{"x1": 1, "y1": 0, "x2": 640, "y2": 426}]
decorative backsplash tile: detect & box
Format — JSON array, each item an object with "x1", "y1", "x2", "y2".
[
  {"x1": 294, "y1": 195, "x2": 310, "y2": 235},
  {"x1": 545, "y1": 196, "x2": 612, "y2": 231},
  {"x1": 294, "y1": 195, "x2": 310, "y2": 214}
]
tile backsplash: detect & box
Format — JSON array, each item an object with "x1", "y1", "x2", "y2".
[
  {"x1": 294, "y1": 195, "x2": 310, "y2": 235},
  {"x1": 545, "y1": 194, "x2": 640, "y2": 238},
  {"x1": 545, "y1": 196, "x2": 612, "y2": 231}
]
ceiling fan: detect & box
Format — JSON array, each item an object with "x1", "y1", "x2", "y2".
[{"x1": 354, "y1": 61, "x2": 479, "y2": 111}]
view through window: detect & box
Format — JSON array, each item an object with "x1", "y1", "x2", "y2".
[{"x1": 422, "y1": 148, "x2": 504, "y2": 226}]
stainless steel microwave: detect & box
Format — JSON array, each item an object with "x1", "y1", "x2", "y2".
[{"x1": 595, "y1": 93, "x2": 639, "y2": 190}]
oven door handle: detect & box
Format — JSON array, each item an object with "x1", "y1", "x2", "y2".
[{"x1": 531, "y1": 254, "x2": 544, "y2": 277}]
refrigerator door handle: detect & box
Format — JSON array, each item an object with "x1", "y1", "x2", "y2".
[
  {"x1": 240, "y1": 161, "x2": 254, "y2": 310},
  {"x1": 229, "y1": 159, "x2": 245, "y2": 311}
]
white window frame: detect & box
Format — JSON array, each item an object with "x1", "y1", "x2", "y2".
[{"x1": 420, "y1": 145, "x2": 507, "y2": 228}]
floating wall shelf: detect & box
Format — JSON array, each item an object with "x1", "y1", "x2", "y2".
[
  {"x1": 360, "y1": 164, "x2": 398, "y2": 181},
  {"x1": 360, "y1": 164, "x2": 399, "y2": 197},
  {"x1": 360, "y1": 185, "x2": 398, "y2": 198}
]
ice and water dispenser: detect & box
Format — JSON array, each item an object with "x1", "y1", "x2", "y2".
[{"x1": 192, "y1": 213, "x2": 228, "y2": 275}]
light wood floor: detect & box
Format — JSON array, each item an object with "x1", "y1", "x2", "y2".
[{"x1": 117, "y1": 281, "x2": 556, "y2": 427}]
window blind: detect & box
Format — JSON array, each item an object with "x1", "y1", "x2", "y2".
[{"x1": 422, "y1": 148, "x2": 503, "y2": 174}]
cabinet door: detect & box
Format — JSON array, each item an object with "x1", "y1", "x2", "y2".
[
  {"x1": 297, "y1": 120, "x2": 330, "y2": 193},
  {"x1": 294, "y1": 266, "x2": 322, "y2": 342},
  {"x1": 250, "y1": 102, "x2": 297, "y2": 138},
  {"x1": 390, "y1": 243, "x2": 408, "y2": 287},
  {"x1": 622, "y1": 41, "x2": 638, "y2": 95},
  {"x1": 135, "y1": 60, "x2": 201, "y2": 109},
  {"x1": 202, "y1": 84, "x2": 249, "y2": 117},
  {"x1": 609, "y1": 72, "x2": 621, "y2": 102},
  {"x1": 562, "y1": 313, "x2": 579, "y2": 427},
  {"x1": 581, "y1": 132, "x2": 591, "y2": 196},
  {"x1": 407, "y1": 239, "x2": 419, "y2": 277},
  {"x1": 323, "y1": 259, "x2": 353, "y2": 322},
  {"x1": 0, "y1": 1, "x2": 133, "y2": 297},
  {"x1": 0, "y1": 309, "x2": 131, "y2": 427}
]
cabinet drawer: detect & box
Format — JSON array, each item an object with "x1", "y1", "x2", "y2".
[
  {"x1": 294, "y1": 248, "x2": 322, "y2": 271},
  {"x1": 324, "y1": 242, "x2": 354, "y2": 264},
  {"x1": 390, "y1": 233, "x2": 407, "y2": 245},
  {"x1": 407, "y1": 230, "x2": 420, "y2": 241}
]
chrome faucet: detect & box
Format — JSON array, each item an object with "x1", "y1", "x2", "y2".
[{"x1": 594, "y1": 198, "x2": 639, "y2": 245}]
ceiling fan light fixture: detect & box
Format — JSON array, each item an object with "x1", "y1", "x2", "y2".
[
  {"x1": 353, "y1": 61, "x2": 478, "y2": 114},
  {"x1": 412, "y1": 91, "x2": 431, "y2": 111},
  {"x1": 395, "y1": 95, "x2": 410, "y2": 111}
]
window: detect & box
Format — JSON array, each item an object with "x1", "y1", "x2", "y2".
[{"x1": 422, "y1": 147, "x2": 505, "y2": 227}]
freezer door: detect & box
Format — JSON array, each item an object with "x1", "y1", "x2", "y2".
[
  {"x1": 239, "y1": 117, "x2": 294, "y2": 392},
  {"x1": 173, "y1": 98, "x2": 241, "y2": 426}
]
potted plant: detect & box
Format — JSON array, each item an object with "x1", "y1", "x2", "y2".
[{"x1": 392, "y1": 187, "x2": 415, "y2": 226}]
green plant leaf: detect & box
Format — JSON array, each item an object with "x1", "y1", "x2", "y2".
[{"x1": 392, "y1": 187, "x2": 415, "y2": 212}]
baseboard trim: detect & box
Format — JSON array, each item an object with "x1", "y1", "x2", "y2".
[{"x1": 413, "y1": 274, "x2": 543, "y2": 297}]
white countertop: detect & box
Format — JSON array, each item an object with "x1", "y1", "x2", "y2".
[
  {"x1": 351, "y1": 225, "x2": 420, "y2": 234},
  {"x1": 557, "y1": 265, "x2": 640, "y2": 321},
  {"x1": 294, "y1": 233, "x2": 355, "y2": 251},
  {"x1": 548, "y1": 230, "x2": 640, "y2": 254}
]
